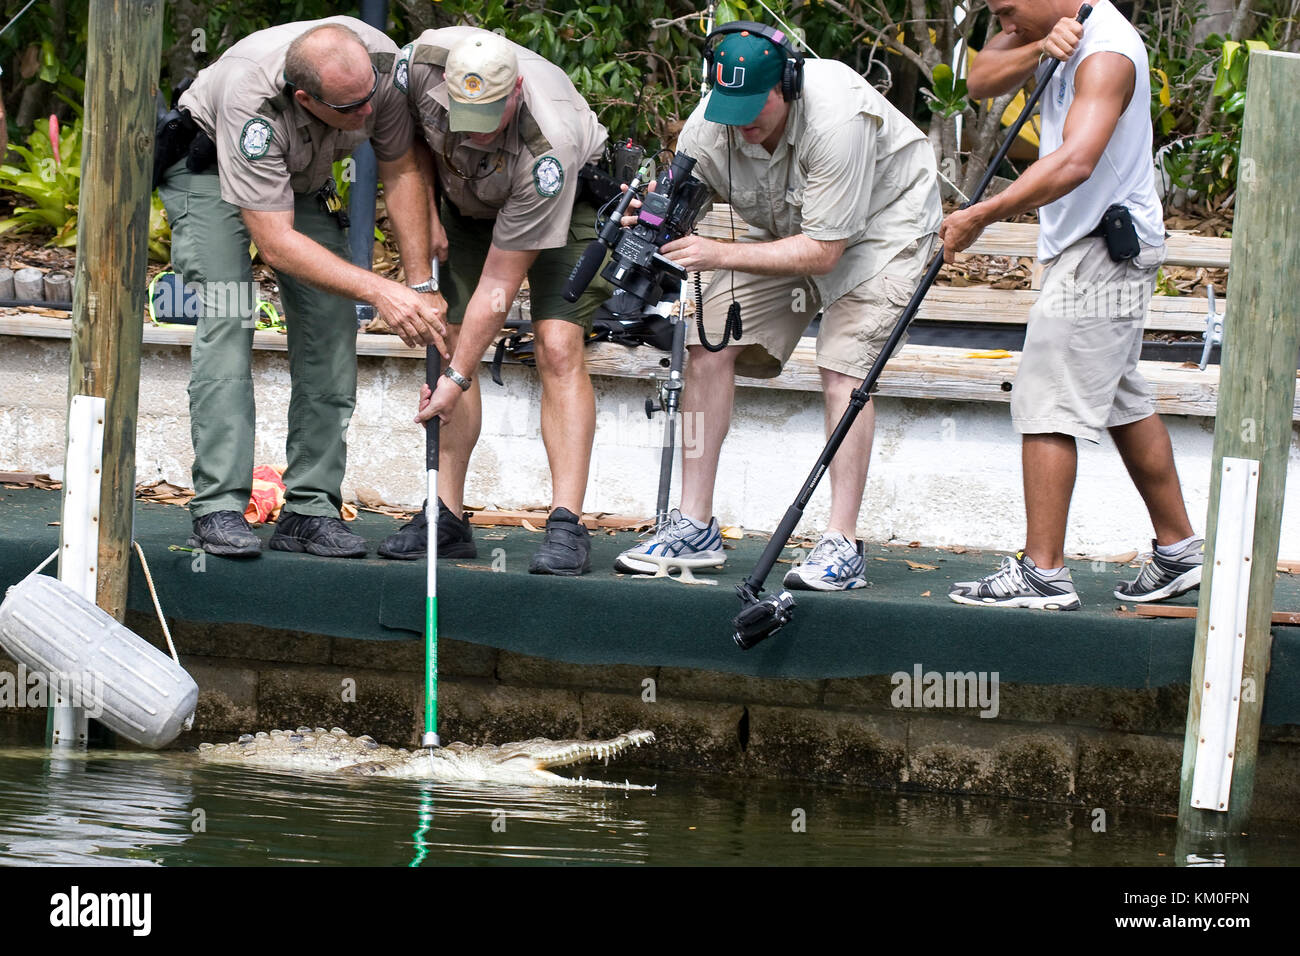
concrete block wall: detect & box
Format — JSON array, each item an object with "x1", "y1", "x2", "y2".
[{"x1": 3, "y1": 335, "x2": 1299, "y2": 557}]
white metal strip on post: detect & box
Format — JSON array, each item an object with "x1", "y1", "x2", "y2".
[
  {"x1": 51, "y1": 394, "x2": 105, "y2": 748},
  {"x1": 1190, "y1": 456, "x2": 1259, "y2": 812}
]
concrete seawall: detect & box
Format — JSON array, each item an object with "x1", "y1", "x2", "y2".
[
  {"x1": 4, "y1": 334, "x2": 1299, "y2": 557},
  {"x1": 4, "y1": 618, "x2": 1296, "y2": 820}
]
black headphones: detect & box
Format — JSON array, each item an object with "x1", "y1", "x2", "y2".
[{"x1": 702, "y1": 20, "x2": 804, "y2": 102}]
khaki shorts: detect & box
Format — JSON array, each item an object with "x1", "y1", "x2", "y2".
[
  {"x1": 1012, "y1": 236, "x2": 1165, "y2": 443},
  {"x1": 439, "y1": 199, "x2": 612, "y2": 332},
  {"x1": 690, "y1": 235, "x2": 936, "y2": 379}
]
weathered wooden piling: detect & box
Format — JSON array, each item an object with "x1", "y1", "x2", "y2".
[
  {"x1": 1178, "y1": 51, "x2": 1300, "y2": 839},
  {"x1": 63, "y1": 0, "x2": 165, "y2": 620}
]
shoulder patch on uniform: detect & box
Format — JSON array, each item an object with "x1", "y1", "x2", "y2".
[
  {"x1": 532, "y1": 156, "x2": 564, "y2": 198},
  {"x1": 370, "y1": 50, "x2": 396, "y2": 74},
  {"x1": 239, "y1": 118, "x2": 274, "y2": 159},
  {"x1": 394, "y1": 43, "x2": 412, "y2": 94}
]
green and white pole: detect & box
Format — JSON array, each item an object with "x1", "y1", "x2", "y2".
[{"x1": 423, "y1": 260, "x2": 441, "y2": 750}]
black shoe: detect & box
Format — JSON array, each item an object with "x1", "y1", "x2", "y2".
[
  {"x1": 377, "y1": 499, "x2": 477, "y2": 560},
  {"x1": 188, "y1": 510, "x2": 261, "y2": 558},
  {"x1": 528, "y1": 507, "x2": 591, "y2": 576},
  {"x1": 269, "y1": 511, "x2": 367, "y2": 558}
]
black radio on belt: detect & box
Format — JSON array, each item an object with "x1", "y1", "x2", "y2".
[
  {"x1": 316, "y1": 179, "x2": 350, "y2": 230},
  {"x1": 1090, "y1": 204, "x2": 1141, "y2": 262},
  {"x1": 153, "y1": 77, "x2": 218, "y2": 186}
]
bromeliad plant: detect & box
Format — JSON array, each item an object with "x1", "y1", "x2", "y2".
[
  {"x1": 0, "y1": 113, "x2": 173, "y2": 261},
  {"x1": 0, "y1": 114, "x2": 82, "y2": 247}
]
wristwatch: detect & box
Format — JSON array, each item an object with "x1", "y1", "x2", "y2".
[
  {"x1": 443, "y1": 366, "x2": 471, "y2": 391},
  {"x1": 410, "y1": 259, "x2": 441, "y2": 294}
]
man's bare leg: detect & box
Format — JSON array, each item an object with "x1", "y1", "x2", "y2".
[
  {"x1": 820, "y1": 367, "x2": 876, "y2": 540},
  {"x1": 1022, "y1": 432, "x2": 1077, "y2": 569},
  {"x1": 532, "y1": 318, "x2": 594, "y2": 515},
  {"x1": 679, "y1": 344, "x2": 739, "y2": 523},
  {"x1": 1109, "y1": 414, "x2": 1195, "y2": 545}
]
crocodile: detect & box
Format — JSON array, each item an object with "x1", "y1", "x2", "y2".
[{"x1": 195, "y1": 727, "x2": 656, "y2": 789}]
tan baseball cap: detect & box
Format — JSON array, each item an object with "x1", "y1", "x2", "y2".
[{"x1": 445, "y1": 32, "x2": 519, "y2": 134}]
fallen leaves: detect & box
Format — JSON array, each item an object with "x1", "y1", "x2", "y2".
[
  {"x1": 0, "y1": 472, "x2": 62, "y2": 490},
  {"x1": 905, "y1": 560, "x2": 939, "y2": 571}
]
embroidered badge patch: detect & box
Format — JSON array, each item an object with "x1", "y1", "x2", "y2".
[
  {"x1": 395, "y1": 43, "x2": 412, "y2": 94},
  {"x1": 239, "y1": 118, "x2": 273, "y2": 160},
  {"x1": 462, "y1": 73, "x2": 485, "y2": 99},
  {"x1": 532, "y1": 156, "x2": 564, "y2": 198}
]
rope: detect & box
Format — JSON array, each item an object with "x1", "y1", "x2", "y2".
[
  {"x1": 0, "y1": 0, "x2": 40, "y2": 41},
  {"x1": 21, "y1": 548, "x2": 58, "y2": 584},
  {"x1": 131, "y1": 540, "x2": 180, "y2": 667},
  {"x1": 132, "y1": 540, "x2": 192, "y2": 731}
]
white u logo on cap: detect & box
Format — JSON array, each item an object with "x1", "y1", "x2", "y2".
[{"x1": 715, "y1": 64, "x2": 746, "y2": 88}]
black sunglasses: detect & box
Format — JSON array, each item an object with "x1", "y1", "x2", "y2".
[{"x1": 290, "y1": 64, "x2": 380, "y2": 115}]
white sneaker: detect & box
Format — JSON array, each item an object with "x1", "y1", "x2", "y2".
[
  {"x1": 949, "y1": 551, "x2": 1081, "y2": 610},
  {"x1": 783, "y1": 533, "x2": 867, "y2": 591},
  {"x1": 614, "y1": 509, "x2": 725, "y2": 574}
]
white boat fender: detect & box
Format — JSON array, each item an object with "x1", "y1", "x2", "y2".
[{"x1": 0, "y1": 573, "x2": 198, "y2": 749}]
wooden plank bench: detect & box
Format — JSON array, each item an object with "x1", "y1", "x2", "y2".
[
  {"x1": 4, "y1": 310, "x2": 1293, "y2": 422},
  {"x1": 696, "y1": 207, "x2": 1229, "y2": 334}
]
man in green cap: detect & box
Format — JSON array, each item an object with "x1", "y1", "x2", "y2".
[{"x1": 614, "y1": 25, "x2": 942, "y2": 590}]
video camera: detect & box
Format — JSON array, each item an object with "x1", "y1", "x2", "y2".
[{"x1": 563, "y1": 150, "x2": 711, "y2": 315}]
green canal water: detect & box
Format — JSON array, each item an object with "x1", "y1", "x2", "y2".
[{"x1": 2, "y1": 749, "x2": 1300, "y2": 866}]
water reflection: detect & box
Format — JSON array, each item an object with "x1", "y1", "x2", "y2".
[{"x1": 2, "y1": 750, "x2": 1299, "y2": 866}]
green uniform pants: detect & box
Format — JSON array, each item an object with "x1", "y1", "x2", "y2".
[{"x1": 158, "y1": 159, "x2": 357, "y2": 518}]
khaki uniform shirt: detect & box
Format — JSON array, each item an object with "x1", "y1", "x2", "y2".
[
  {"x1": 400, "y1": 26, "x2": 607, "y2": 251},
  {"x1": 180, "y1": 16, "x2": 413, "y2": 211},
  {"x1": 677, "y1": 59, "x2": 941, "y2": 305}
]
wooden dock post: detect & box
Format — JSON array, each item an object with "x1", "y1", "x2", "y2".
[
  {"x1": 1177, "y1": 51, "x2": 1300, "y2": 840},
  {"x1": 64, "y1": 0, "x2": 164, "y2": 620}
]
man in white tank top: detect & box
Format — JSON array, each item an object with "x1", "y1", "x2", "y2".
[{"x1": 941, "y1": 0, "x2": 1203, "y2": 610}]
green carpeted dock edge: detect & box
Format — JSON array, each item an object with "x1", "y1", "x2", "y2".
[{"x1": 3, "y1": 487, "x2": 1298, "y2": 725}]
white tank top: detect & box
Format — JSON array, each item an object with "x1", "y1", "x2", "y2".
[{"x1": 1036, "y1": 0, "x2": 1164, "y2": 260}]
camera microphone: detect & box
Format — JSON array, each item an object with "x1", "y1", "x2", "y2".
[{"x1": 563, "y1": 240, "x2": 609, "y2": 303}]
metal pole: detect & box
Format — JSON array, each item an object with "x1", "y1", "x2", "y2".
[{"x1": 349, "y1": 0, "x2": 388, "y2": 324}]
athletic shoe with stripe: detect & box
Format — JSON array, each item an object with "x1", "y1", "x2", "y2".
[
  {"x1": 783, "y1": 532, "x2": 867, "y2": 591},
  {"x1": 949, "y1": 550, "x2": 1081, "y2": 610},
  {"x1": 614, "y1": 509, "x2": 725, "y2": 574},
  {"x1": 1114, "y1": 536, "x2": 1203, "y2": 602}
]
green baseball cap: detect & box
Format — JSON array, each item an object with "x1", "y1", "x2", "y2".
[{"x1": 704, "y1": 30, "x2": 786, "y2": 126}]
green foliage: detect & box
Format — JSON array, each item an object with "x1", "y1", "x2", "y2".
[
  {"x1": 924, "y1": 64, "x2": 967, "y2": 120},
  {"x1": 434, "y1": 0, "x2": 708, "y2": 152},
  {"x1": 1159, "y1": 38, "x2": 1268, "y2": 208},
  {"x1": 0, "y1": 116, "x2": 82, "y2": 246},
  {"x1": 0, "y1": 115, "x2": 172, "y2": 261}
]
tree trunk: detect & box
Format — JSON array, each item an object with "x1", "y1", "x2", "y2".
[
  {"x1": 165, "y1": 0, "x2": 206, "y2": 87},
  {"x1": 1193, "y1": 0, "x2": 1236, "y2": 43}
]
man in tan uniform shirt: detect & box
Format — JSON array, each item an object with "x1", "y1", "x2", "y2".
[
  {"x1": 159, "y1": 17, "x2": 446, "y2": 559},
  {"x1": 615, "y1": 27, "x2": 942, "y2": 591},
  {"x1": 379, "y1": 27, "x2": 611, "y2": 575}
]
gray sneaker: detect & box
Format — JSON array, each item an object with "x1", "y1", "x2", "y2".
[
  {"x1": 1115, "y1": 537, "x2": 1203, "y2": 602},
  {"x1": 614, "y1": 509, "x2": 725, "y2": 574},
  {"x1": 783, "y1": 533, "x2": 867, "y2": 591},
  {"x1": 949, "y1": 551, "x2": 1081, "y2": 610}
]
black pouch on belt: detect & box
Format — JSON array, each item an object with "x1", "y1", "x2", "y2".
[
  {"x1": 315, "y1": 178, "x2": 351, "y2": 229},
  {"x1": 153, "y1": 109, "x2": 198, "y2": 188},
  {"x1": 1092, "y1": 203, "x2": 1141, "y2": 262}
]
